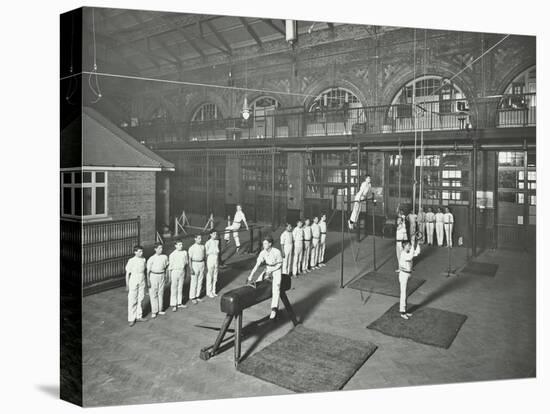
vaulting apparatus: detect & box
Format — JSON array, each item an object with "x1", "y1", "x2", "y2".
[{"x1": 199, "y1": 274, "x2": 298, "y2": 367}]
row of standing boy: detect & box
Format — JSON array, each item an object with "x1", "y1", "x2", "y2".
[
  {"x1": 124, "y1": 231, "x2": 220, "y2": 327},
  {"x1": 396, "y1": 206, "x2": 455, "y2": 249},
  {"x1": 280, "y1": 214, "x2": 329, "y2": 277}
]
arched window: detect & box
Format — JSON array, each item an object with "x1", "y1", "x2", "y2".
[
  {"x1": 387, "y1": 76, "x2": 470, "y2": 131},
  {"x1": 191, "y1": 103, "x2": 222, "y2": 122},
  {"x1": 308, "y1": 87, "x2": 362, "y2": 112},
  {"x1": 391, "y1": 75, "x2": 468, "y2": 109},
  {"x1": 498, "y1": 66, "x2": 536, "y2": 127}
]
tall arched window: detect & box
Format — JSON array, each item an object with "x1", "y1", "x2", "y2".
[
  {"x1": 498, "y1": 66, "x2": 536, "y2": 127},
  {"x1": 308, "y1": 87, "x2": 362, "y2": 112},
  {"x1": 191, "y1": 103, "x2": 222, "y2": 122},
  {"x1": 387, "y1": 75, "x2": 470, "y2": 131}
]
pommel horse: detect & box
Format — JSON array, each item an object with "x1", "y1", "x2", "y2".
[{"x1": 199, "y1": 274, "x2": 299, "y2": 367}]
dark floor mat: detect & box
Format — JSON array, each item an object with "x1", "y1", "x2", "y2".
[
  {"x1": 460, "y1": 261, "x2": 499, "y2": 277},
  {"x1": 367, "y1": 303, "x2": 467, "y2": 349},
  {"x1": 348, "y1": 271, "x2": 425, "y2": 298},
  {"x1": 237, "y1": 325, "x2": 378, "y2": 393}
]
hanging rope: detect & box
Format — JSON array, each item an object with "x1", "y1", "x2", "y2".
[
  {"x1": 88, "y1": 8, "x2": 102, "y2": 103},
  {"x1": 65, "y1": 12, "x2": 77, "y2": 105},
  {"x1": 397, "y1": 144, "x2": 402, "y2": 216},
  {"x1": 412, "y1": 28, "x2": 418, "y2": 217},
  {"x1": 419, "y1": 29, "x2": 428, "y2": 215}
]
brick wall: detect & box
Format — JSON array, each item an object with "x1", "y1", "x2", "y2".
[{"x1": 108, "y1": 170, "x2": 156, "y2": 245}]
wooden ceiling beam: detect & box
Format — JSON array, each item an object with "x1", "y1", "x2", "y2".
[
  {"x1": 160, "y1": 15, "x2": 233, "y2": 57},
  {"x1": 262, "y1": 19, "x2": 285, "y2": 36},
  {"x1": 204, "y1": 20, "x2": 232, "y2": 55},
  {"x1": 239, "y1": 17, "x2": 263, "y2": 48},
  {"x1": 128, "y1": 10, "x2": 182, "y2": 66}
]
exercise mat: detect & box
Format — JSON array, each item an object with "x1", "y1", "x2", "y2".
[
  {"x1": 237, "y1": 325, "x2": 377, "y2": 392},
  {"x1": 367, "y1": 303, "x2": 467, "y2": 349}
]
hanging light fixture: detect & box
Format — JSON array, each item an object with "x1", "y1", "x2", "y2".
[
  {"x1": 242, "y1": 95, "x2": 250, "y2": 120},
  {"x1": 241, "y1": 60, "x2": 250, "y2": 120}
]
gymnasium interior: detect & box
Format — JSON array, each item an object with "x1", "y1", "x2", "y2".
[{"x1": 60, "y1": 7, "x2": 536, "y2": 406}]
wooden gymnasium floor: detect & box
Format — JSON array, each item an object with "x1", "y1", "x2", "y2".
[{"x1": 81, "y1": 229, "x2": 536, "y2": 406}]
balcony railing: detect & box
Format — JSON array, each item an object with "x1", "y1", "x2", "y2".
[
  {"x1": 126, "y1": 94, "x2": 535, "y2": 145},
  {"x1": 496, "y1": 93, "x2": 536, "y2": 128}
]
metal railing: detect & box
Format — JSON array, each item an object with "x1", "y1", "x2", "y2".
[
  {"x1": 496, "y1": 93, "x2": 536, "y2": 128},
  {"x1": 61, "y1": 217, "x2": 141, "y2": 295},
  {"x1": 126, "y1": 94, "x2": 536, "y2": 145}
]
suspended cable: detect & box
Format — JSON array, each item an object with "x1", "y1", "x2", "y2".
[
  {"x1": 412, "y1": 28, "x2": 418, "y2": 216},
  {"x1": 65, "y1": 13, "x2": 77, "y2": 105},
  {"x1": 427, "y1": 34, "x2": 510, "y2": 99},
  {"x1": 88, "y1": 8, "x2": 102, "y2": 103}
]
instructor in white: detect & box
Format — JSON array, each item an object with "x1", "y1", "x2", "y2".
[
  {"x1": 348, "y1": 175, "x2": 371, "y2": 230},
  {"x1": 246, "y1": 236, "x2": 283, "y2": 320}
]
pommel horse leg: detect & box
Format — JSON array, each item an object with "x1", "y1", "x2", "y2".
[
  {"x1": 280, "y1": 291, "x2": 299, "y2": 326},
  {"x1": 234, "y1": 312, "x2": 243, "y2": 367},
  {"x1": 200, "y1": 314, "x2": 233, "y2": 361}
]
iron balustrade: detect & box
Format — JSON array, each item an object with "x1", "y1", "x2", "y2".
[
  {"x1": 61, "y1": 217, "x2": 141, "y2": 295},
  {"x1": 125, "y1": 94, "x2": 535, "y2": 145}
]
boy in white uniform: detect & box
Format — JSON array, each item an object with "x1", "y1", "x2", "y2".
[
  {"x1": 310, "y1": 216, "x2": 321, "y2": 270},
  {"x1": 125, "y1": 245, "x2": 148, "y2": 326},
  {"x1": 417, "y1": 207, "x2": 426, "y2": 244},
  {"x1": 205, "y1": 230, "x2": 220, "y2": 298},
  {"x1": 188, "y1": 234, "x2": 206, "y2": 304},
  {"x1": 407, "y1": 210, "x2": 417, "y2": 241},
  {"x1": 227, "y1": 204, "x2": 249, "y2": 253},
  {"x1": 147, "y1": 243, "x2": 169, "y2": 318},
  {"x1": 443, "y1": 207, "x2": 454, "y2": 247},
  {"x1": 398, "y1": 240, "x2": 420, "y2": 320},
  {"x1": 348, "y1": 175, "x2": 371, "y2": 230},
  {"x1": 280, "y1": 223, "x2": 294, "y2": 275},
  {"x1": 302, "y1": 218, "x2": 313, "y2": 273},
  {"x1": 395, "y1": 216, "x2": 408, "y2": 267},
  {"x1": 318, "y1": 213, "x2": 327, "y2": 266},
  {"x1": 168, "y1": 240, "x2": 188, "y2": 312},
  {"x1": 292, "y1": 219, "x2": 304, "y2": 277},
  {"x1": 425, "y1": 207, "x2": 435, "y2": 245},
  {"x1": 435, "y1": 207, "x2": 445, "y2": 247},
  {"x1": 246, "y1": 236, "x2": 283, "y2": 320}
]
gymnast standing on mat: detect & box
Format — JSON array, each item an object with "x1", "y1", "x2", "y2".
[{"x1": 398, "y1": 239, "x2": 420, "y2": 320}]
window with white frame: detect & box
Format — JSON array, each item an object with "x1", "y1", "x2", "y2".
[{"x1": 61, "y1": 170, "x2": 107, "y2": 219}]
